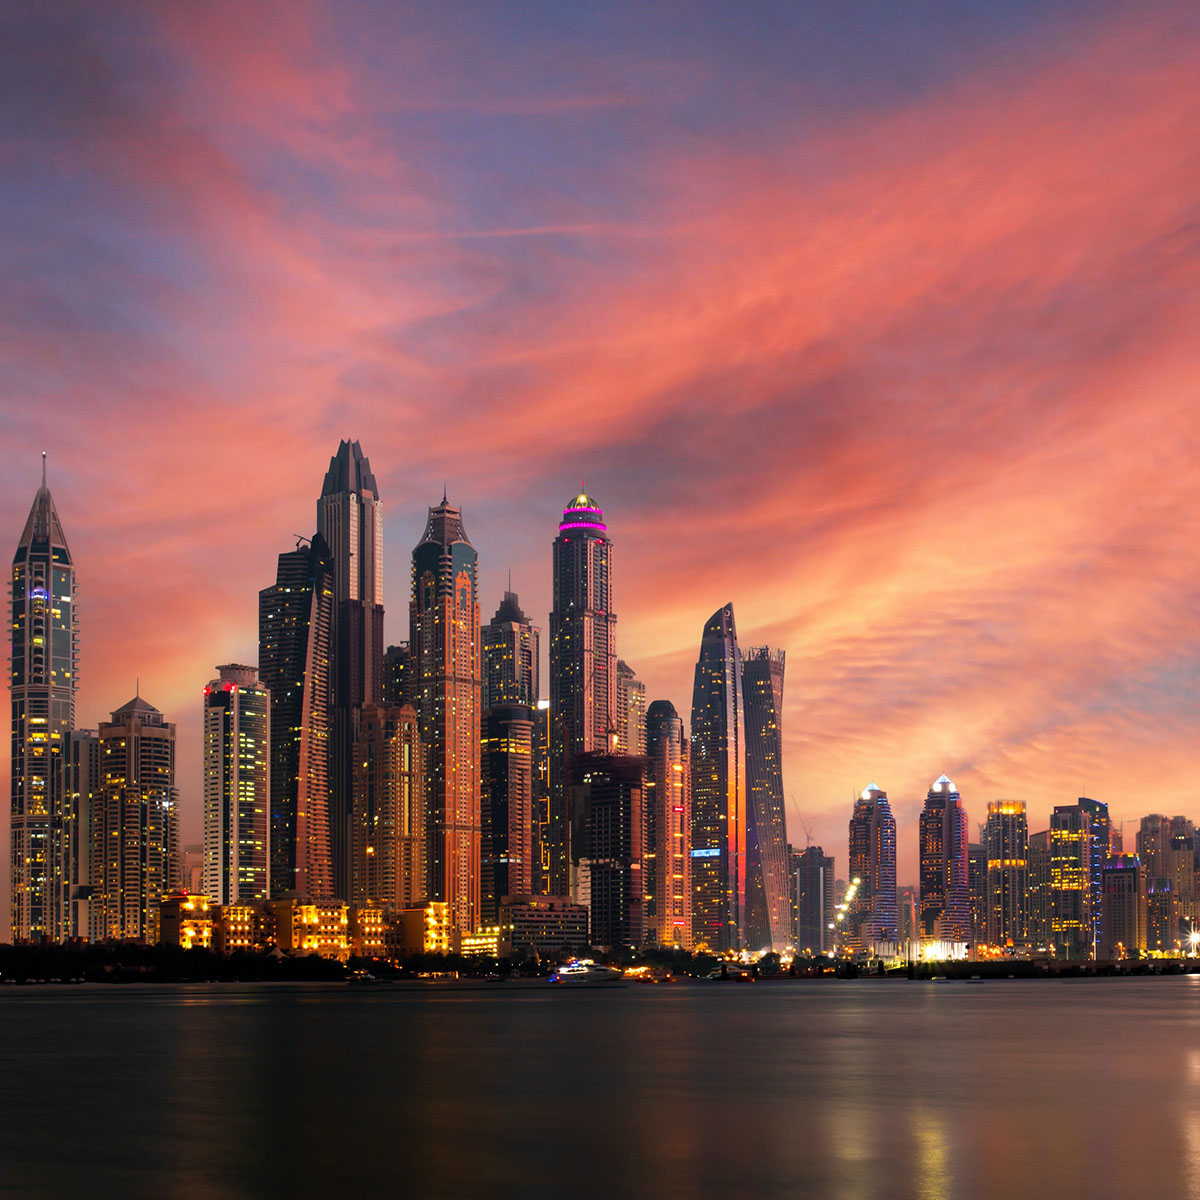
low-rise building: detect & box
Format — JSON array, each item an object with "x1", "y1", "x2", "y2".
[
  {"x1": 159, "y1": 893, "x2": 214, "y2": 950},
  {"x1": 501, "y1": 894, "x2": 588, "y2": 957}
]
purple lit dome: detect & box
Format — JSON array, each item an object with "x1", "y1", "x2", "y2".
[{"x1": 559, "y1": 490, "x2": 607, "y2": 534}]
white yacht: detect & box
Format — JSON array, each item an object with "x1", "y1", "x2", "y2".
[{"x1": 548, "y1": 959, "x2": 624, "y2": 986}]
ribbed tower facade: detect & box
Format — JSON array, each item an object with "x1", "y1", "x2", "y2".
[
  {"x1": 318, "y1": 440, "x2": 385, "y2": 900},
  {"x1": 411, "y1": 496, "x2": 482, "y2": 934},
  {"x1": 846, "y1": 784, "x2": 897, "y2": 948},
  {"x1": 11, "y1": 456, "x2": 77, "y2": 942},
  {"x1": 258, "y1": 535, "x2": 334, "y2": 899},
  {"x1": 742, "y1": 645, "x2": 790, "y2": 951},
  {"x1": 984, "y1": 800, "x2": 1028, "y2": 947},
  {"x1": 690, "y1": 603, "x2": 746, "y2": 952},
  {"x1": 91, "y1": 696, "x2": 179, "y2": 943},
  {"x1": 202, "y1": 664, "x2": 271, "y2": 905},
  {"x1": 549, "y1": 490, "x2": 617, "y2": 898},
  {"x1": 919, "y1": 775, "x2": 971, "y2": 943},
  {"x1": 645, "y1": 700, "x2": 692, "y2": 949}
]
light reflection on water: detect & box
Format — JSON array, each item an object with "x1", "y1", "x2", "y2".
[{"x1": 0, "y1": 978, "x2": 1198, "y2": 1198}]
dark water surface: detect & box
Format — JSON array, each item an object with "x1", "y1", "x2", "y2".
[{"x1": 1, "y1": 977, "x2": 1198, "y2": 1198}]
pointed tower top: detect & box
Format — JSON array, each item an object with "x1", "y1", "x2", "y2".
[
  {"x1": 320, "y1": 439, "x2": 379, "y2": 500},
  {"x1": 15, "y1": 453, "x2": 71, "y2": 560},
  {"x1": 442, "y1": 478, "x2": 448, "y2": 505},
  {"x1": 41, "y1": 451, "x2": 47, "y2": 490}
]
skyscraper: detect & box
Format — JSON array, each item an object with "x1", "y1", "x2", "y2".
[
  {"x1": 318, "y1": 440, "x2": 385, "y2": 900},
  {"x1": 791, "y1": 844, "x2": 835, "y2": 954},
  {"x1": 91, "y1": 696, "x2": 179, "y2": 943},
  {"x1": 615, "y1": 660, "x2": 646, "y2": 755},
  {"x1": 968, "y1": 842, "x2": 987, "y2": 944},
  {"x1": 482, "y1": 589, "x2": 540, "y2": 709},
  {"x1": 350, "y1": 703, "x2": 424, "y2": 912},
  {"x1": 64, "y1": 729, "x2": 98, "y2": 940},
  {"x1": 645, "y1": 700, "x2": 692, "y2": 949},
  {"x1": 202, "y1": 664, "x2": 270, "y2": 905},
  {"x1": 1027, "y1": 829, "x2": 1052, "y2": 949},
  {"x1": 919, "y1": 775, "x2": 970, "y2": 943},
  {"x1": 11, "y1": 455, "x2": 77, "y2": 942},
  {"x1": 549, "y1": 489, "x2": 617, "y2": 896},
  {"x1": 1101, "y1": 854, "x2": 1146, "y2": 959},
  {"x1": 382, "y1": 643, "x2": 412, "y2": 708},
  {"x1": 258, "y1": 534, "x2": 335, "y2": 899},
  {"x1": 690, "y1": 603, "x2": 746, "y2": 952},
  {"x1": 1050, "y1": 796, "x2": 1109, "y2": 960},
  {"x1": 571, "y1": 752, "x2": 646, "y2": 949},
  {"x1": 846, "y1": 783, "x2": 897, "y2": 949},
  {"x1": 984, "y1": 800, "x2": 1028, "y2": 948},
  {"x1": 411, "y1": 494, "x2": 482, "y2": 934},
  {"x1": 481, "y1": 704, "x2": 535, "y2": 925},
  {"x1": 741, "y1": 645, "x2": 790, "y2": 952}
]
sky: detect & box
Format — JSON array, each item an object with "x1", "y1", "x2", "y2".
[{"x1": 3, "y1": 0, "x2": 1200, "y2": 894}]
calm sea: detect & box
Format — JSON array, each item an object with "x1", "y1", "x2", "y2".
[{"x1": 1, "y1": 977, "x2": 1197, "y2": 1199}]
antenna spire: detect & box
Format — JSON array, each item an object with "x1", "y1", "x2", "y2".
[
  {"x1": 41, "y1": 451, "x2": 46, "y2": 490},
  {"x1": 507, "y1": 568, "x2": 512, "y2": 592},
  {"x1": 442, "y1": 479, "x2": 448, "y2": 505}
]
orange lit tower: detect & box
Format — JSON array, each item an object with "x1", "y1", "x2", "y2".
[{"x1": 411, "y1": 494, "x2": 482, "y2": 935}]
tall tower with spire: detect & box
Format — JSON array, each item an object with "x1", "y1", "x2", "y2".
[
  {"x1": 549, "y1": 487, "x2": 617, "y2": 898},
  {"x1": 11, "y1": 454, "x2": 77, "y2": 942},
  {"x1": 411, "y1": 493, "x2": 482, "y2": 934},
  {"x1": 317, "y1": 439, "x2": 384, "y2": 899}
]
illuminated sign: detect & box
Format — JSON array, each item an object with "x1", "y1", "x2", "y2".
[{"x1": 691, "y1": 848, "x2": 720, "y2": 859}]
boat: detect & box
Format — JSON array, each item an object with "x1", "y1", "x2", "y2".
[{"x1": 548, "y1": 959, "x2": 624, "y2": 986}]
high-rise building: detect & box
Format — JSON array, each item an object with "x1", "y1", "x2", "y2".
[
  {"x1": 318, "y1": 440, "x2": 385, "y2": 900},
  {"x1": 411, "y1": 494, "x2": 482, "y2": 935},
  {"x1": 791, "y1": 844, "x2": 834, "y2": 954},
  {"x1": 741, "y1": 646, "x2": 790, "y2": 952},
  {"x1": 644, "y1": 700, "x2": 692, "y2": 950},
  {"x1": 1027, "y1": 830, "x2": 1052, "y2": 949},
  {"x1": 10, "y1": 455, "x2": 77, "y2": 942},
  {"x1": 615, "y1": 660, "x2": 646, "y2": 756},
  {"x1": 549, "y1": 490, "x2": 617, "y2": 896},
  {"x1": 1050, "y1": 796, "x2": 1109, "y2": 960},
  {"x1": 532, "y1": 699, "x2": 553, "y2": 896},
  {"x1": 846, "y1": 783, "x2": 897, "y2": 949},
  {"x1": 1169, "y1": 818, "x2": 1197, "y2": 925},
  {"x1": 63, "y1": 729, "x2": 98, "y2": 940},
  {"x1": 984, "y1": 800, "x2": 1028, "y2": 948},
  {"x1": 919, "y1": 775, "x2": 970, "y2": 943},
  {"x1": 690, "y1": 604, "x2": 746, "y2": 952},
  {"x1": 350, "y1": 704, "x2": 424, "y2": 912},
  {"x1": 1136, "y1": 814, "x2": 1171, "y2": 879},
  {"x1": 258, "y1": 534, "x2": 335, "y2": 899},
  {"x1": 1147, "y1": 876, "x2": 1180, "y2": 953},
  {"x1": 202, "y1": 665, "x2": 270, "y2": 905},
  {"x1": 1101, "y1": 854, "x2": 1146, "y2": 959},
  {"x1": 481, "y1": 704, "x2": 535, "y2": 925},
  {"x1": 967, "y1": 842, "x2": 987, "y2": 944},
  {"x1": 483, "y1": 590, "x2": 540, "y2": 710},
  {"x1": 382, "y1": 644, "x2": 412, "y2": 708},
  {"x1": 91, "y1": 696, "x2": 179, "y2": 943},
  {"x1": 571, "y1": 752, "x2": 646, "y2": 950}
]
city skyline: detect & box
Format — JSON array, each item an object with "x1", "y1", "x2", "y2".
[{"x1": 6, "y1": 4, "x2": 1200, "y2": 933}]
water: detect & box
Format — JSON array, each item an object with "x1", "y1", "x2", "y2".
[{"x1": 1, "y1": 977, "x2": 1198, "y2": 1198}]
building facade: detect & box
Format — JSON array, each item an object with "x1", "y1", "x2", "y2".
[
  {"x1": 63, "y1": 729, "x2": 99, "y2": 940},
  {"x1": 481, "y1": 704, "x2": 535, "y2": 924},
  {"x1": 1050, "y1": 797, "x2": 1110, "y2": 960},
  {"x1": 919, "y1": 775, "x2": 971, "y2": 943},
  {"x1": 10, "y1": 457, "x2": 77, "y2": 942},
  {"x1": 741, "y1": 646, "x2": 790, "y2": 952},
  {"x1": 411, "y1": 495, "x2": 482, "y2": 935},
  {"x1": 258, "y1": 534, "x2": 335, "y2": 899},
  {"x1": 202, "y1": 665, "x2": 270, "y2": 905},
  {"x1": 615, "y1": 660, "x2": 646, "y2": 756},
  {"x1": 791, "y1": 844, "x2": 835, "y2": 954},
  {"x1": 1101, "y1": 854, "x2": 1146, "y2": 959},
  {"x1": 91, "y1": 696, "x2": 180, "y2": 942},
  {"x1": 549, "y1": 490, "x2": 617, "y2": 897},
  {"x1": 846, "y1": 783, "x2": 897, "y2": 949},
  {"x1": 350, "y1": 703, "x2": 424, "y2": 912},
  {"x1": 482, "y1": 589, "x2": 540, "y2": 710},
  {"x1": 644, "y1": 700, "x2": 692, "y2": 949},
  {"x1": 318, "y1": 440, "x2": 385, "y2": 900},
  {"x1": 690, "y1": 604, "x2": 746, "y2": 952},
  {"x1": 984, "y1": 800, "x2": 1029, "y2": 948}
]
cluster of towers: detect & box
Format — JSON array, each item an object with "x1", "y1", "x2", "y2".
[
  {"x1": 798, "y1": 780, "x2": 1200, "y2": 962},
  {"x1": 9, "y1": 445, "x2": 794, "y2": 953}
]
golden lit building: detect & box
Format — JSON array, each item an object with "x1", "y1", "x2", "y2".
[
  {"x1": 350, "y1": 905, "x2": 387, "y2": 957},
  {"x1": 394, "y1": 901, "x2": 452, "y2": 956},
  {"x1": 460, "y1": 926, "x2": 502, "y2": 957},
  {"x1": 267, "y1": 898, "x2": 351, "y2": 960},
  {"x1": 159, "y1": 893, "x2": 214, "y2": 950}
]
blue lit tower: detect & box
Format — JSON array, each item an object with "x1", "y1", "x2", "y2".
[
  {"x1": 846, "y1": 783, "x2": 897, "y2": 948},
  {"x1": 690, "y1": 603, "x2": 746, "y2": 952},
  {"x1": 741, "y1": 646, "x2": 791, "y2": 951},
  {"x1": 549, "y1": 489, "x2": 617, "y2": 898},
  {"x1": 919, "y1": 774, "x2": 971, "y2": 942},
  {"x1": 10, "y1": 454, "x2": 77, "y2": 942},
  {"x1": 411, "y1": 494, "x2": 482, "y2": 934},
  {"x1": 318, "y1": 439, "x2": 385, "y2": 900}
]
